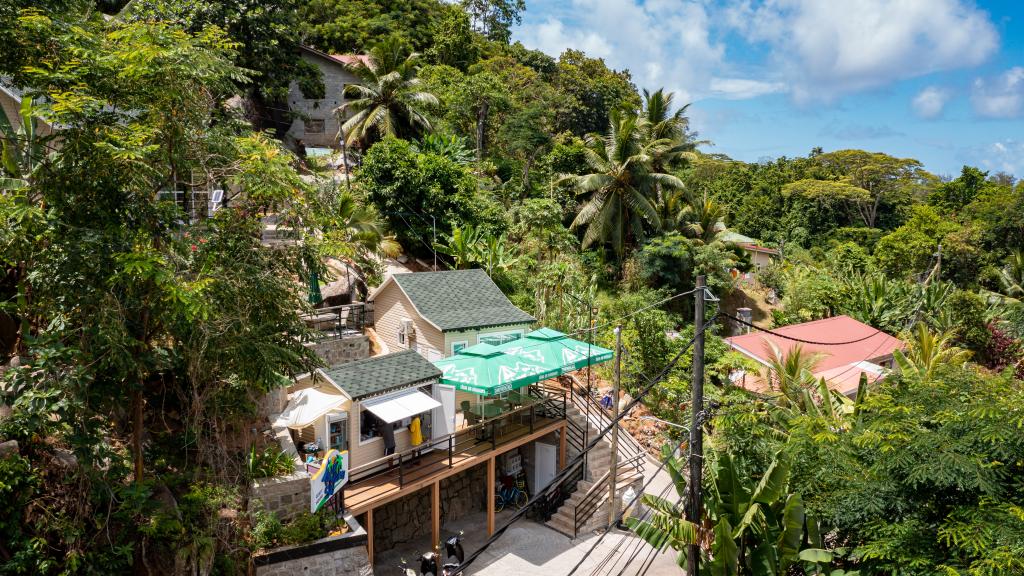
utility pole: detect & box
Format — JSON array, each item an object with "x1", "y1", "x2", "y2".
[
  {"x1": 686, "y1": 276, "x2": 706, "y2": 576},
  {"x1": 432, "y1": 215, "x2": 437, "y2": 271},
  {"x1": 935, "y1": 243, "x2": 942, "y2": 282},
  {"x1": 607, "y1": 325, "x2": 622, "y2": 527}
]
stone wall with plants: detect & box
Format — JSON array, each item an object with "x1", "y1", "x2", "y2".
[{"x1": 253, "y1": 513, "x2": 371, "y2": 576}]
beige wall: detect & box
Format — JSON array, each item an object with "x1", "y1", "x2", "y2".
[
  {"x1": 371, "y1": 282, "x2": 445, "y2": 359},
  {"x1": 285, "y1": 51, "x2": 360, "y2": 148},
  {"x1": 749, "y1": 249, "x2": 775, "y2": 270}
]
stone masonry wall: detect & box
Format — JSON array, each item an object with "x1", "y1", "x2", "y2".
[
  {"x1": 307, "y1": 335, "x2": 370, "y2": 367},
  {"x1": 372, "y1": 464, "x2": 488, "y2": 559},
  {"x1": 250, "y1": 472, "x2": 310, "y2": 523},
  {"x1": 254, "y1": 513, "x2": 371, "y2": 576}
]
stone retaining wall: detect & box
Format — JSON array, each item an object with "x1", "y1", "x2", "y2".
[
  {"x1": 250, "y1": 472, "x2": 310, "y2": 523},
  {"x1": 372, "y1": 463, "x2": 488, "y2": 558},
  {"x1": 254, "y1": 513, "x2": 371, "y2": 576},
  {"x1": 306, "y1": 335, "x2": 370, "y2": 367}
]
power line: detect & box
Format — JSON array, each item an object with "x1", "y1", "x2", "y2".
[
  {"x1": 450, "y1": 314, "x2": 720, "y2": 575},
  {"x1": 720, "y1": 312, "x2": 888, "y2": 345}
]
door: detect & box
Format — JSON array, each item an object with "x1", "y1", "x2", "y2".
[
  {"x1": 432, "y1": 384, "x2": 456, "y2": 440},
  {"x1": 325, "y1": 412, "x2": 349, "y2": 453}
]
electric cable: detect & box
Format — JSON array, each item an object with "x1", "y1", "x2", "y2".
[
  {"x1": 720, "y1": 312, "x2": 887, "y2": 345},
  {"x1": 449, "y1": 314, "x2": 720, "y2": 575}
]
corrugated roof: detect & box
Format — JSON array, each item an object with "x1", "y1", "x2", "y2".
[
  {"x1": 318, "y1": 350, "x2": 440, "y2": 401},
  {"x1": 389, "y1": 269, "x2": 535, "y2": 332},
  {"x1": 726, "y1": 315, "x2": 903, "y2": 385}
]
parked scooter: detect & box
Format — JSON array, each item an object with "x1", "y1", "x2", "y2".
[{"x1": 414, "y1": 532, "x2": 465, "y2": 576}]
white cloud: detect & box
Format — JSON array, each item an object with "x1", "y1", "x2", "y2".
[
  {"x1": 726, "y1": 0, "x2": 998, "y2": 102},
  {"x1": 971, "y1": 67, "x2": 1024, "y2": 118},
  {"x1": 966, "y1": 139, "x2": 1024, "y2": 175},
  {"x1": 516, "y1": 0, "x2": 745, "y2": 103},
  {"x1": 912, "y1": 86, "x2": 951, "y2": 119},
  {"x1": 709, "y1": 78, "x2": 786, "y2": 99}
]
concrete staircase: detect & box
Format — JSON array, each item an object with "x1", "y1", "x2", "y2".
[{"x1": 545, "y1": 401, "x2": 645, "y2": 538}]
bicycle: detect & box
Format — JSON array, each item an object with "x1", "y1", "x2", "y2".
[{"x1": 494, "y1": 476, "x2": 529, "y2": 512}]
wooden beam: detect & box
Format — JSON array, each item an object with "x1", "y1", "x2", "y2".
[
  {"x1": 431, "y1": 481, "x2": 441, "y2": 555},
  {"x1": 346, "y1": 419, "x2": 565, "y2": 516},
  {"x1": 366, "y1": 509, "x2": 374, "y2": 567},
  {"x1": 487, "y1": 456, "x2": 495, "y2": 536},
  {"x1": 558, "y1": 422, "x2": 567, "y2": 470}
]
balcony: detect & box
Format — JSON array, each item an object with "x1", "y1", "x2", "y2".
[
  {"x1": 342, "y1": 385, "x2": 575, "y2": 516},
  {"x1": 302, "y1": 303, "x2": 373, "y2": 342}
]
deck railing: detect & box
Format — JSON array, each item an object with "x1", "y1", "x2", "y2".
[
  {"x1": 302, "y1": 303, "x2": 372, "y2": 342},
  {"x1": 347, "y1": 386, "x2": 568, "y2": 490}
]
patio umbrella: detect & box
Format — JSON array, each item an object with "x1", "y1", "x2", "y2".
[
  {"x1": 307, "y1": 269, "x2": 323, "y2": 305},
  {"x1": 434, "y1": 343, "x2": 561, "y2": 396},
  {"x1": 496, "y1": 327, "x2": 614, "y2": 373}
]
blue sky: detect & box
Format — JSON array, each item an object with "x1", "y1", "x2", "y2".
[{"x1": 513, "y1": 0, "x2": 1024, "y2": 178}]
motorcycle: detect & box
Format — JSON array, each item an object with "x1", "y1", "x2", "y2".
[{"x1": 403, "y1": 532, "x2": 465, "y2": 576}]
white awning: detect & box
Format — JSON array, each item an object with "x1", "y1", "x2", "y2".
[
  {"x1": 362, "y1": 388, "x2": 441, "y2": 424},
  {"x1": 276, "y1": 387, "x2": 351, "y2": 429}
]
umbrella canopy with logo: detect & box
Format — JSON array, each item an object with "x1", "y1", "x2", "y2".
[
  {"x1": 433, "y1": 342, "x2": 560, "y2": 396},
  {"x1": 496, "y1": 327, "x2": 614, "y2": 372}
]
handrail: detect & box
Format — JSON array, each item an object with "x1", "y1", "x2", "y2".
[
  {"x1": 347, "y1": 387, "x2": 568, "y2": 487},
  {"x1": 572, "y1": 451, "x2": 645, "y2": 537},
  {"x1": 562, "y1": 374, "x2": 646, "y2": 464}
]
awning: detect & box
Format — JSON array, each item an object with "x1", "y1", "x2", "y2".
[
  {"x1": 276, "y1": 387, "x2": 351, "y2": 429},
  {"x1": 434, "y1": 342, "x2": 561, "y2": 396},
  {"x1": 362, "y1": 388, "x2": 441, "y2": 424}
]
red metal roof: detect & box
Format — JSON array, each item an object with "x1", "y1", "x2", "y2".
[
  {"x1": 329, "y1": 54, "x2": 371, "y2": 67},
  {"x1": 725, "y1": 315, "x2": 904, "y2": 394}
]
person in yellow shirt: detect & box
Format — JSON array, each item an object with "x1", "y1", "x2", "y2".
[{"x1": 410, "y1": 416, "x2": 423, "y2": 446}]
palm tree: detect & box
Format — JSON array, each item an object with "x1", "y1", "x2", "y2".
[
  {"x1": 762, "y1": 340, "x2": 828, "y2": 407},
  {"x1": 676, "y1": 192, "x2": 728, "y2": 245},
  {"x1": 561, "y1": 109, "x2": 682, "y2": 262},
  {"x1": 894, "y1": 323, "x2": 971, "y2": 381},
  {"x1": 334, "y1": 191, "x2": 400, "y2": 259},
  {"x1": 335, "y1": 38, "x2": 439, "y2": 149}
]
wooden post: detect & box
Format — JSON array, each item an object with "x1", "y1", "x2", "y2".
[
  {"x1": 687, "y1": 276, "x2": 706, "y2": 576},
  {"x1": 431, "y1": 481, "x2": 441, "y2": 556},
  {"x1": 558, "y1": 422, "x2": 567, "y2": 470},
  {"x1": 487, "y1": 457, "x2": 496, "y2": 536},
  {"x1": 366, "y1": 509, "x2": 374, "y2": 567},
  {"x1": 607, "y1": 325, "x2": 622, "y2": 527}
]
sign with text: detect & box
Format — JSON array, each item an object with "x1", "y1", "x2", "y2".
[{"x1": 309, "y1": 449, "x2": 349, "y2": 513}]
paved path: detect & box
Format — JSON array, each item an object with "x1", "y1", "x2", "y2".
[{"x1": 375, "y1": 454, "x2": 682, "y2": 576}]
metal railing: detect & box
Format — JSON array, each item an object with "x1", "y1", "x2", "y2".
[
  {"x1": 571, "y1": 451, "x2": 646, "y2": 538},
  {"x1": 347, "y1": 386, "x2": 568, "y2": 489},
  {"x1": 302, "y1": 303, "x2": 372, "y2": 342},
  {"x1": 562, "y1": 374, "x2": 646, "y2": 475}
]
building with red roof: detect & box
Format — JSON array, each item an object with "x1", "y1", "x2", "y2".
[{"x1": 725, "y1": 315, "x2": 904, "y2": 396}]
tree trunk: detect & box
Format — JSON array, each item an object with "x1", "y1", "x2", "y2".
[
  {"x1": 133, "y1": 388, "x2": 144, "y2": 483},
  {"x1": 476, "y1": 100, "x2": 489, "y2": 164}
]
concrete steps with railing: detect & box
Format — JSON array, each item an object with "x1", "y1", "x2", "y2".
[{"x1": 544, "y1": 387, "x2": 648, "y2": 539}]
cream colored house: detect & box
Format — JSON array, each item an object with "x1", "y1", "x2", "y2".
[
  {"x1": 369, "y1": 269, "x2": 536, "y2": 361},
  {"x1": 720, "y1": 231, "x2": 780, "y2": 271},
  {"x1": 280, "y1": 349, "x2": 446, "y2": 470}
]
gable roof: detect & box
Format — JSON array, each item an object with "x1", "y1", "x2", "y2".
[
  {"x1": 298, "y1": 45, "x2": 370, "y2": 71},
  {"x1": 317, "y1": 350, "x2": 441, "y2": 401},
  {"x1": 371, "y1": 269, "x2": 535, "y2": 332},
  {"x1": 725, "y1": 315, "x2": 903, "y2": 394}
]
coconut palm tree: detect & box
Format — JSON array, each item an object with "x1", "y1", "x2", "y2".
[
  {"x1": 561, "y1": 109, "x2": 682, "y2": 262},
  {"x1": 762, "y1": 340, "x2": 828, "y2": 407},
  {"x1": 335, "y1": 38, "x2": 439, "y2": 149},
  {"x1": 894, "y1": 322, "x2": 971, "y2": 381},
  {"x1": 675, "y1": 192, "x2": 728, "y2": 245}
]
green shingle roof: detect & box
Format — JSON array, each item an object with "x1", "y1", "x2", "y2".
[
  {"x1": 319, "y1": 350, "x2": 441, "y2": 401},
  {"x1": 391, "y1": 269, "x2": 535, "y2": 332}
]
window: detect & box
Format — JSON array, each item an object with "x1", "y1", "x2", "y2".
[
  {"x1": 360, "y1": 409, "x2": 383, "y2": 443},
  {"x1": 304, "y1": 118, "x2": 325, "y2": 134},
  {"x1": 478, "y1": 330, "x2": 524, "y2": 346},
  {"x1": 451, "y1": 341, "x2": 468, "y2": 355}
]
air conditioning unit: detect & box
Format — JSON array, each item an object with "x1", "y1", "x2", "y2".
[{"x1": 399, "y1": 319, "x2": 415, "y2": 347}]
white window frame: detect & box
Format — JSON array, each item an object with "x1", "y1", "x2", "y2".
[
  {"x1": 324, "y1": 412, "x2": 348, "y2": 452},
  {"x1": 477, "y1": 329, "x2": 525, "y2": 346},
  {"x1": 451, "y1": 340, "x2": 469, "y2": 355}
]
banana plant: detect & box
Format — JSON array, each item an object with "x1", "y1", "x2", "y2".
[
  {"x1": 628, "y1": 446, "x2": 852, "y2": 575},
  {"x1": 0, "y1": 97, "x2": 50, "y2": 195}
]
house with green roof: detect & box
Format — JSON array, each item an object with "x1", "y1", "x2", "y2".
[{"x1": 369, "y1": 269, "x2": 536, "y2": 361}]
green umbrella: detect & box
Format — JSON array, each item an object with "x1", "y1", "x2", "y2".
[
  {"x1": 495, "y1": 327, "x2": 614, "y2": 372},
  {"x1": 307, "y1": 269, "x2": 322, "y2": 305},
  {"x1": 434, "y1": 343, "x2": 561, "y2": 396}
]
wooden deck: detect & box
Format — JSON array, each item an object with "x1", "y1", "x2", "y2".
[{"x1": 344, "y1": 417, "x2": 564, "y2": 516}]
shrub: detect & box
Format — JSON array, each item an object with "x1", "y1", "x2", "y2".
[{"x1": 246, "y1": 446, "x2": 294, "y2": 480}]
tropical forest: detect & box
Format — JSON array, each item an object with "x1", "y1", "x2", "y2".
[{"x1": 0, "y1": 0, "x2": 1022, "y2": 575}]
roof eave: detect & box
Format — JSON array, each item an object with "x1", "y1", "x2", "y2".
[
  {"x1": 351, "y1": 375, "x2": 438, "y2": 402},
  {"x1": 441, "y1": 318, "x2": 536, "y2": 333}
]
